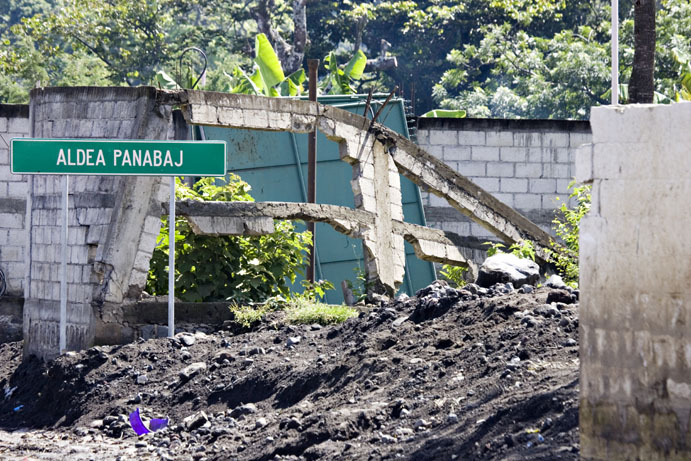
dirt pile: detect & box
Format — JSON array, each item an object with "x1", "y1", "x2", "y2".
[{"x1": 0, "y1": 281, "x2": 579, "y2": 460}]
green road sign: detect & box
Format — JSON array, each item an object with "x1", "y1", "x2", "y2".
[{"x1": 11, "y1": 139, "x2": 227, "y2": 176}]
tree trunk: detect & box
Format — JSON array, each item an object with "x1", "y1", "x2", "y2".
[
  {"x1": 254, "y1": 0, "x2": 307, "y2": 75},
  {"x1": 629, "y1": 0, "x2": 656, "y2": 103}
]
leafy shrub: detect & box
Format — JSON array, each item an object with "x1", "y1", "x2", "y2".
[
  {"x1": 484, "y1": 240, "x2": 536, "y2": 261},
  {"x1": 550, "y1": 181, "x2": 591, "y2": 287},
  {"x1": 439, "y1": 264, "x2": 468, "y2": 288},
  {"x1": 146, "y1": 176, "x2": 311, "y2": 303}
]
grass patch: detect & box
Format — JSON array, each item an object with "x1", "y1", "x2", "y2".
[
  {"x1": 229, "y1": 303, "x2": 272, "y2": 328},
  {"x1": 285, "y1": 298, "x2": 359, "y2": 325},
  {"x1": 229, "y1": 297, "x2": 358, "y2": 328}
]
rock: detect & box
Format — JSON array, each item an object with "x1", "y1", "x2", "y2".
[
  {"x1": 255, "y1": 417, "x2": 268, "y2": 429},
  {"x1": 213, "y1": 350, "x2": 233, "y2": 363},
  {"x1": 392, "y1": 316, "x2": 408, "y2": 328},
  {"x1": 183, "y1": 411, "x2": 210, "y2": 431},
  {"x1": 546, "y1": 289, "x2": 577, "y2": 305},
  {"x1": 562, "y1": 338, "x2": 577, "y2": 347},
  {"x1": 519, "y1": 284, "x2": 534, "y2": 294},
  {"x1": 476, "y1": 253, "x2": 539, "y2": 288},
  {"x1": 136, "y1": 374, "x2": 148, "y2": 385},
  {"x1": 520, "y1": 315, "x2": 539, "y2": 327},
  {"x1": 179, "y1": 362, "x2": 206, "y2": 381},
  {"x1": 178, "y1": 334, "x2": 196, "y2": 347},
  {"x1": 230, "y1": 403, "x2": 258, "y2": 418},
  {"x1": 286, "y1": 336, "x2": 301, "y2": 347},
  {"x1": 380, "y1": 433, "x2": 397, "y2": 444},
  {"x1": 545, "y1": 274, "x2": 567, "y2": 289},
  {"x1": 447, "y1": 413, "x2": 459, "y2": 424},
  {"x1": 414, "y1": 419, "x2": 429, "y2": 430}
]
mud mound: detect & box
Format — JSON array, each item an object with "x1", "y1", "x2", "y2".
[{"x1": 0, "y1": 281, "x2": 579, "y2": 460}]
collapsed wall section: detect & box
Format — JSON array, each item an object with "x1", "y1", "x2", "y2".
[
  {"x1": 24, "y1": 87, "x2": 173, "y2": 360},
  {"x1": 579, "y1": 103, "x2": 691, "y2": 459},
  {"x1": 417, "y1": 118, "x2": 590, "y2": 261}
]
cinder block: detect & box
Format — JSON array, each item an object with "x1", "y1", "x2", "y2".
[
  {"x1": 0, "y1": 182, "x2": 7, "y2": 197},
  {"x1": 486, "y1": 131, "x2": 514, "y2": 146},
  {"x1": 527, "y1": 148, "x2": 545, "y2": 163},
  {"x1": 514, "y1": 132, "x2": 542, "y2": 147},
  {"x1": 0, "y1": 245, "x2": 22, "y2": 262},
  {"x1": 424, "y1": 145, "x2": 444, "y2": 158},
  {"x1": 542, "y1": 194, "x2": 561, "y2": 208},
  {"x1": 8, "y1": 181, "x2": 28, "y2": 197},
  {"x1": 493, "y1": 193, "x2": 514, "y2": 207},
  {"x1": 7, "y1": 228, "x2": 26, "y2": 245},
  {"x1": 515, "y1": 162, "x2": 542, "y2": 178},
  {"x1": 500, "y1": 147, "x2": 528, "y2": 162},
  {"x1": 0, "y1": 213, "x2": 23, "y2": 229},
  {"x1": 0, "y1": 148, "x2": 8, "y2": 165},
  {"x1": 8, "y1": 117, "x2": 29, "y2": 134},
  {"x1": 487, "y1": 162, "x2": 514, "y2": 177},
  {"x1": 543, "y1": 132, "x2": 570, "y2": 147},
  {"x1": 443, "y1": 146, "x2": 471, "y2": 162},
  {"x1": 543, "y1": 163, "x2": 571, "y2": 179},
  {"x1": 429, "y1": 193, "x2": 450, "y2": 207},
  {"x1": 429, "y1": 130, "x2": 457, "y2": 145},
  {"x1": 472, "y1": 146, "x2": 499, "y2": 162},
  {"x1": 570, "y1": 132, "x2": 592, "y2": 148},
  {"x1": 457, "y1": 161, "x2": 486, "y2": 177},
  {"x1": 472, "y1": 177, "x2": 500, "y2": 192},
  {"x1": 514, "y1": 193, "x2": 542, "y2": 209},
  {"x1": 458, "y1": 130, "x2": 486, "y2": 146},
  {"x1": 574, "y1": 144, "x2": 593, "y2": 183},
  {"x1": 530, "y1": 178, "x2": 557, "y2": 193},
  {"x1": 0, "y1": 117, "x2": 7, "y2": 132},
  {"x1": 500, "y1": 178, "x2": 528, "y2": 193}
]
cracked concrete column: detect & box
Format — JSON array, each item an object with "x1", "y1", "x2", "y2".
[{"x1": 24, "y1": 87, "x2": 174, "y2": 360}]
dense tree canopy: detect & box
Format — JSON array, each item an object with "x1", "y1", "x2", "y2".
[{"x1": 1, "y1": 0, "x2": 690, "y2": 119}]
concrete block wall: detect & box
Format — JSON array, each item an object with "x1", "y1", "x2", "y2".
[
  {"x1": 578, "y1": 103, "x2": 691, "y2": 460},
  {"x1": 416, "y1": 118, "x2": 591, "y2": 258},
  {"x1": 24, "y1": 87, "x2": 173, "y2": 360},
  {"x1": 0, "y1": 105, "x2": 30, "y2": 296}
]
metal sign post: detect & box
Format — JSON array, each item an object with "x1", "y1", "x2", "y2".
[
  {"x1": 612, "y1": 0, "x2": 619, "y2": 104},
  {"x1": 11, "y1": 138, "x2": 227, "y2": 354},
  {"x1": 168, "y1": 177, "x2": 176, "y2": 337},
  {"x1": 59, "y1": 175, "x2": 69, "y2": 353}
]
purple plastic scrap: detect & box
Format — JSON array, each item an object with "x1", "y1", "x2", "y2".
[{"x1": 129, "y1": 408, "x2": 169, "y2": 436}]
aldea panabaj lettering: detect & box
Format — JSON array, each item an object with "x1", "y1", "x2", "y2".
[{"x1": 56, "y1": 148, "x2": 184, "y2": 167}]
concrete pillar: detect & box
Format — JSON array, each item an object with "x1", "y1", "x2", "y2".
[
  {"x1": 24, "y1": 87, "x2": 172, "y2": 360},
  {"x1": 579, "y1": 103, "x2": 691, "y2": 459}
]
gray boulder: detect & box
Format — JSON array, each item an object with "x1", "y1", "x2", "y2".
[{"x1": 476, "y1": 253, "x2": 539, "y2": 288}]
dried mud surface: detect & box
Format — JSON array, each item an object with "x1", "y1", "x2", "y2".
[{"x1": 0, "y1": 281, "x2": 579, "y2": 460}]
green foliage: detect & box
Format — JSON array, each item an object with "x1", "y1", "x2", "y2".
[
  {"x1": 434, "y1": 0, "x2": 691, "y2": 119},
  {"x1": 439, "y1": 264, "x2": 468, "y2": 288},
  {"x1": 549, "y1": 181, "x2": 591, "y2": 287},
  {"x1": 285, "y1": 299, "x2": 358, "y2": 325},
  {"x1": 319, "y1": 50, "x2": 368, "y2": 95},
  {"x1": 225, "y1": 33, "x2": 306, "y2": 97},
  {"x1": 146, "y1": 176, "x2": 311, "y2": 304},
  {"x1": 484, "y1": 240, "x2": 536, "y2": 261},
  {"x1": 229, "y1": 278, "x2": 354, "y2": 328}
]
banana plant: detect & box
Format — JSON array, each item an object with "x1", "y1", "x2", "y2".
[
  {"x1": 319, "y1": 50, "x2": 367, "y2": 95},
  {"x1": 228, "y1": 33, "x2": 305, "y2": 97}
]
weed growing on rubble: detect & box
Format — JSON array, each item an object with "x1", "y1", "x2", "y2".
[
  {"x1": 484, "y1": 240, "x2": 536, "y2": 261},
  {"x1": 230, "y1": 279, "x2": 357, "y2": 327},
  {"x1": 550, "y1": 181, "x2": 591, "y2": 287},
  {"x1": 146, "y1": 176, "x2": 311, "y2": 303},
  {"x1": 439, "y1": 265, "x2": 468, "y2": 288}
]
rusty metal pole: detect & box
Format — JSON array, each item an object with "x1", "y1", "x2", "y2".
[{"x1": 307, "y1": 59, "x2": 319, "y2": 283}]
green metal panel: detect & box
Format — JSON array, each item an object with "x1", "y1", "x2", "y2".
[{"x1": 200, "y1": 95, "x2": 435, "y2": 303}]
